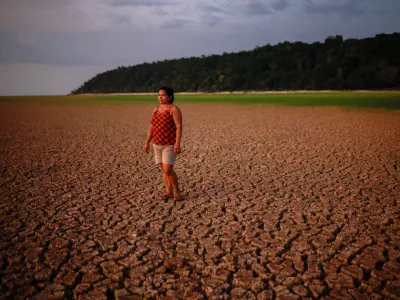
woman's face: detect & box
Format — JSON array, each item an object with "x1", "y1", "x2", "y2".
[{"x1": 158, "y1": 90, "x2": 171, "y2": 105}]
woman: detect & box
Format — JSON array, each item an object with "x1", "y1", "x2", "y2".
[{"x1": 143, "y1": 87, "x2": 183, "y2": 201}]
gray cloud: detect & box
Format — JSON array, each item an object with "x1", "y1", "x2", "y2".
[
  {"x1": 195, "y1": 2, "x2": 227, "y2": 27},
  {"x1": 152, "y1": 6, "x2": 168, "y2": 15},
  {"x1": 0, "y1": 29, "x2": 95, "y2": 66},
  {"x1": 243, "y1": 1, "x2": 273, "y2": 16},
  {"x1": 109, "y1": 14, "x2": 132, "y2": 26},
  {"x1": 303, "y1": 0, "x2": 361, "y2": 16},
  {"x1": 104, "y1": 0, "x2": 175, "y2": 7},
  {"x1": 194, "y1": 0, "x2": 290, "y2": 24},
  {"x1": 201, "y1": 4, "x2": 225, "y2": 13},
  {"x1": 0, "y1": 62, "x2": 107, "y2": 95},
  {"x1": 303, "y1": 0, "x2": 400, "y2": 18},
  {"x1": 201, "y1": 14, "x2": 224, "y2": 27},
  {"x1": 270, "y1": 0, "x2": 289, "y2": 11},
  {"x1": 366, "y1": 0, "x2": 400, "y2": 14},
  {"x1": 4, "y1": 0, "x2": 75, "y2": 9},
  {"x1": 162, "y1": 19, "x2": 192, "y2": 29}
]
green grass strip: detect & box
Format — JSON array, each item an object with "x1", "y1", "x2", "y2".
[
  {"x1": 176, "y1": 92, "x2": 400, "y2": 109},
  {"x1": 1, "y1": 92, "x2": 400, "y2": 109}
]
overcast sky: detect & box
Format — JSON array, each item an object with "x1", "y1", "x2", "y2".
[{"x1": 0, "y1": 0, "x2": 399, "y2": 95}]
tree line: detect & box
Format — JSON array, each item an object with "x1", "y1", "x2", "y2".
[{"x1": 71, "y1": 33, "x2": 400, "y2": 94}]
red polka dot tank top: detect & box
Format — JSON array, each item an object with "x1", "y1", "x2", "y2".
[{"x1": 151, "y1": 107, "x2": 176, "y2": 145}]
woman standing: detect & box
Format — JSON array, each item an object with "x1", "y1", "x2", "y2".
[{"x1": 143, "y1": 87, "x2": 183, "y2": 201}]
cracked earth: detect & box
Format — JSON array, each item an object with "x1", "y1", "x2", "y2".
[{"x1": 0, "y1": 103, "x2": 399, "y2": 299}]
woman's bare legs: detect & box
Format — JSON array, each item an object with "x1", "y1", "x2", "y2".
[
  {"x1": 161, "y1": 163, "x2": 181, "y2": 197},
  {"x1": 160, "y1": 163, "x2": 173, "y2": 196}
]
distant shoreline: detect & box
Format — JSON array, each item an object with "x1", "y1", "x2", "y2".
[
  {"x1": 1, "y1": 90, "x2": 398, "y2": 97},
  {"x1": 74, "y1": 90, "x2": 399, "y2": 96}
]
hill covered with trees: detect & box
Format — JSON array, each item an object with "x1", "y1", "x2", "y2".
[{"x1": 71, "y1": 33, "x2": 400, "y2": 94}]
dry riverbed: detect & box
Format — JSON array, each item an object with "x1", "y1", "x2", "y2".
[{"x1": 0, "y1": 103, "x2": 399, "y2": 299}]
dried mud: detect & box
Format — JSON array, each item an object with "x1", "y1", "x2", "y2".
[{"x1": 0, "y1": 103, "x2": 400, "y2": 299}]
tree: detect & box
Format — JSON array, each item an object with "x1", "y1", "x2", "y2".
[{"x1": 71, "y1": 32, "x2": 400, "y2": 94}]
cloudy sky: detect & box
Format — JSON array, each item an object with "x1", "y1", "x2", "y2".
[{"x1": 1, "y1": 0, "x2": 399, "y2": 95}]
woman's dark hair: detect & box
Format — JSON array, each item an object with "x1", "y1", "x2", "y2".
[{"x1": 159, "y1": 86, "x2": 174, "y2": 104}]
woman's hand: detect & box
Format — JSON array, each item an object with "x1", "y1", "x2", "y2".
[
  {"x1": 171, "y1": 106, "x2": 182, "y2": 154},
  {"x1": 144, "y1": 124, "x2": 153, "y2": 154},
  {"x1": 174, "y1": 143, "x2": 181, "y2": 154},
  {"x1": 143, "y1": 143, "x2": 150, "y2": 153}
]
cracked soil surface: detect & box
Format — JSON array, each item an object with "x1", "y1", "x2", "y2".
[{"x1": 0, "y1": 103, "x2": 400, "y2": 299}]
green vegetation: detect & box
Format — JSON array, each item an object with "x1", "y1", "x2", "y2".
[
  {"x1": 2, "y1": 92, "x2": 400, "y2": 109},
  {"x1": 71, "y1": 33, "x2": 400, "y2": 94},
  {"x1": 177, "y1": 92, "x2": 400, "y2": 109}
]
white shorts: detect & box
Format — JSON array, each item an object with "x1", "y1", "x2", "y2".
[{"x1": 153, "y1": 144, "x2": 176, "y2": 165}]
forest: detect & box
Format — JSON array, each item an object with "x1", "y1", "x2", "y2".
[{"x1": 71, "y1": 33, "x2": 400, "y2": 94}]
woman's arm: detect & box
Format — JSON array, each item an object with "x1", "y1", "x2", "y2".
[
  {"x1": 143, "y1": 123, "x2": 154, "y2": 153},
  {"x1": 171, "y1": 106, "x2": 183, "y2": 154}
]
